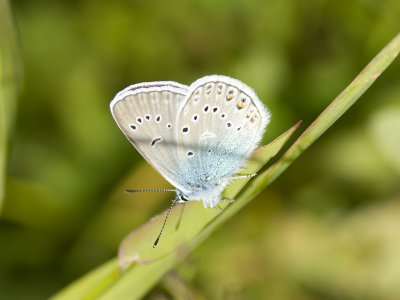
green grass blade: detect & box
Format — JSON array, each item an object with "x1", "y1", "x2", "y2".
[
  {"x1": 50, "y1": 259, "x2": 121, "y2": 300},
  {"x1": 52, "y1": 123, "x2": 301, "y2": 299},
  {"x1": 118, "y1": 121, "x2": 301, "y2": 267},
  {"x1": 52, "y1": 32, "x2": 400, "y2": 299},
  {"x1": 256, "y1": 32, "x2": 400, "y2": 186},
  {"x1": 217, "y1": 32, "x2": 400, "y2": 228}
]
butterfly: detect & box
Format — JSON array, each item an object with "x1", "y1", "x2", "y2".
[{"x1": 110, "y1": 75, "x2": 271, "y2": 210}]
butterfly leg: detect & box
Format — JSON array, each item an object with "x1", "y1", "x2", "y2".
[
  {"x1": 221, "y1": 199, "x2": 234, "y2": 204},
  {"x1": 219, "y1": 173, "x2": 256, "y2": 183},
  {"x1": 215, "y1": 199, "x2": 235, "y2": 212},
  {"x1": 215, "y1": 206, "x2": 224, "y2": 213}
]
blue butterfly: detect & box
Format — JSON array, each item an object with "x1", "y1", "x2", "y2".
[{"x1": 111, "y1": 75, "x2": 270, "y2": 246}]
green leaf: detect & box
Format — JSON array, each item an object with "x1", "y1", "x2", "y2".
[{"x1": 52, "y1": 32, "x2": 400, "y2": 300}]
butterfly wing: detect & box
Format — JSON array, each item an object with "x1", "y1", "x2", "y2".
[
  {"x1": 176, "y1": 75, "x2": 271, "y2": 204},
  {"x1": 110, "y1": 81, "x2": 190, "y2": 191}
]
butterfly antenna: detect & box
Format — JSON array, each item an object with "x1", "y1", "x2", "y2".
[
  {"x1": 153, "y1": 198, "x2": 177, "y2": 248},
  {"x1": 124, "y1": 189, "x2": 175, "y2": 193}
]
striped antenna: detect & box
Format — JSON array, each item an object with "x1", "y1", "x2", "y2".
[
  {"x1": 153, "y1": 198, "x2": 176, "y2": 248},
  {"x1": 123, "y1": 188, "x2": 177, "y2": 247},
  {"x1": 124, "y1": 189, "x2": 176, "y2": 193}
]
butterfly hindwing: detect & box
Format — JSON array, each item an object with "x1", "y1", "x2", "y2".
[{"x1": 175, "y1": 75, "x2": 270, "y2": 205}]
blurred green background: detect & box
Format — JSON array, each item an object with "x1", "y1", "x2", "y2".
[{"x1": 1, "y1": 0, "x2": 400, "y2": 299}]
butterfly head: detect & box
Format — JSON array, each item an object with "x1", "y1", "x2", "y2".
[{"x1": 176, "y1": 177, "x2": 228, "y2": 208}]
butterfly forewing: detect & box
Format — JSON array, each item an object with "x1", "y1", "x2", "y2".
[
  {"x1": 176, "y1": 76, "x2": 270, "y2": 196},
  {"x1": 110, "y1": 82, "x2": 190, "y2": 191}
]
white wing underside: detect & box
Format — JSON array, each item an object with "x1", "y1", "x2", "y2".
[{"x1": 110, "y1": 76, "x2": 271, "y2": 207}]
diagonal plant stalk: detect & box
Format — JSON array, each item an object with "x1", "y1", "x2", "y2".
[
  {"x1": 52, "y1": 32, "x2": 400, "y2": 300},
  {"x1": 116, "y1": 121, "x2": 301, "y2": 268},
  {"x1": 52, "y1": 123, "x2": 301, "y2": 300}
]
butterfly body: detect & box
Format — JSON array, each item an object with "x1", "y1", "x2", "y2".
[{"x1": 111, "y1": 75, "x2": 270, "y2": 208}]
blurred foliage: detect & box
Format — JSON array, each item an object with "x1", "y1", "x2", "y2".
[
  {"x1": 0, "y1": 0, "x2": 22, "y2": 214},
  {"x1": 0, "y1": 0, "x2": 399, "y2": 299}
]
